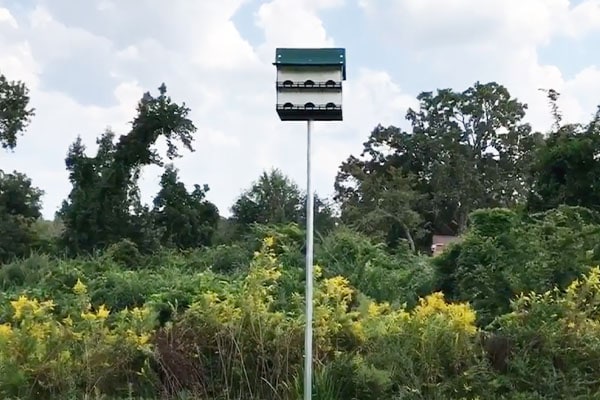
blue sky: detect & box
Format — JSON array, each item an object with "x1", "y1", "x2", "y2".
[{"x1": 1, "y1": 0, "x2": 599, "y2": 219}]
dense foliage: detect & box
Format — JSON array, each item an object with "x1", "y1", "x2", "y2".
[
  {"x1": 0, "y1": 73, "x2": 35, "y2": 150},
  {"x1": 2, "y1": 73, "x2": 600, "y2": 398}
]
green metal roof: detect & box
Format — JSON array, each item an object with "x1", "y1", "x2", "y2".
[{"x1": 274, "y1": 48, "x2": 346, "y2": 80}]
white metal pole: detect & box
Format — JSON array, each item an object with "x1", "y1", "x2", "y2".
[{"x1": 304, "y1": 119, "x2": 314, "y2": 400}]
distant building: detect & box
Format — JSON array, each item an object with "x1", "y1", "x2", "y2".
[{"x1": 431, "y1": 234, "x2": 461, "y2": 256}]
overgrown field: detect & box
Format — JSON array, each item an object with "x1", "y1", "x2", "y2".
[
  {"x1": 2, "y1": 208, "x2": 600, "y2": 399},
  {"x1": 4, "y1": 75, "x2": 600, "y2": 399}
]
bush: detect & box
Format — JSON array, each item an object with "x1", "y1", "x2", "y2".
[
  {"x1": 156, "y1": 237, "x2": 483, "y2": 399},
  {"x1": 434, "y1": 206, "x2": 600, "y2": 326},
  {"x1": 0, "y1": 278, "x2": 156, "y2": 398},
  {"x1": 3, "y1": 223, "x2": 600, "y2": 398},
  {"x1": 104, "y1": 238, "x2": 143, "y2": 269},
  {"x1": 489, "y1": 267, "x2": 600, "y2": 398},
  {"x1": 317, "y1": 226, "x2": 435, "y2": 307}
]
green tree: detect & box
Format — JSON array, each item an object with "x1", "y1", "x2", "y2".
[
  {"x1": 299, "y1": 193, "x2": 338, "y2": 237},
  {"x1": 232, "y1": 168, "x2": 336, "y2": 237},
  {"x1": 527, "y1": 91, "x2": 600, "y2": 212},
  {"x1": 316, "y1": 226, "x2": 435, "y2": 307},
  {"x1": 337, "y1": 165, "x2": 424, "y2": 251},
  {"x1": 231, "y1": 168, "x2": 303, "y2": 227},
  {"x1": 0, "y1": 170, "x2": 44, "y2": 262},
  {"x1": 57, "y1": 83, "x2": 197, "y2": 255},
  {"x1": 152, "y1": 164, "x2": 219, "y2": 249},
  {"x1": 0, "y1": 73, "x2": 35, "y2": 150},
  {"x1": 336, "y1": 81, "x2": 539, "y2": 247}
]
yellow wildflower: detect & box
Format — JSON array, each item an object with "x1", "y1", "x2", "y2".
[
  {"x1": 96, "y1": 304, "x2": 110, "y2": 319},
  {"x1": 11, "y1": 295, "x2": 35, "y2": 320},
  {"x1": 263, "y1": 236, "x2": 275, "y2": 248},
  {"x1": 81, "y1": 310, "x2": 97, "y2": 321},
  {"x1": 314, "y1": 264, "x2": 323, "y2": 279},
  {"x1": 351, "y1": 321, "x2": 366, "y2": 342},
  {"x1": 39, "y1": 299, "x2": 55, "y2": 314},
  {"x1": 366, "y1": 301, "x2": 391, "y2": 318},
  {"x1": 73, "y1": 278, "x2": 87, "y2": 295},
  {"x1": 137, "y1": 333, "x2": 150, "y2": 346},
  {"x1": 0, "y1": 323, "x2": 12, "y2": 339},
  {"x1": 414, "y1": 292, "x2": 447, "y2": 319},
  {"x1": 130, "y1": 306, "x2": 151, "y2": 320},
  {"x1": 29, "y1": 322, "x2": 51, "y2": 340},
  {"x1": 448, "y1": 304, "x2": 477, "y2": 334},
  {"x1": 414, "y1": 292, "x2": 477, "y2": 334}
]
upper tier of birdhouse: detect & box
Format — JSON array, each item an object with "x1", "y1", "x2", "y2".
[{"x1": 274, "y1": 48, "x2": 346, "y2": 121}]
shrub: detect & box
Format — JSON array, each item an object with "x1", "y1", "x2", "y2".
[
  {"x1": 435, "y1": 206, "x2": 600, "y2": 326},
  {"x1": 0, "y1": 278, "x2": 157, "y2": 399},
  {"x1": 104, "y1": 238, "x2": 143, "y2": 269},
  {"x1": 490, "y1": 267, "x2": 600, "y2": 398},
  {"x1": 156, "y1": 236, "x2": 482, "y2": 399},
  {"x1": 316, "y1": 226, "x2": 435, "y2": 307}
]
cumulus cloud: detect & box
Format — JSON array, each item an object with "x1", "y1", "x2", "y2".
[
  {"x1": 359, "y1": 0, "x2": 600, "y2": 131},
  {"x1": 360, "y1": 0, "x2": 600, "y2": 48},
  {"x1": 254, "y1": 0, "x2": 339, "y2": 59},
  {"x1": 1, "y1": 0, "x2": 597, "y2": 221},
  {"x1": 1, "y1": 0, "x2": 366, "y2": 218},
  {"x1": 0, "y1": 7, "x2": 18, "y2": 28}
]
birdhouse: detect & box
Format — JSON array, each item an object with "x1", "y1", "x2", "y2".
[{"x1": 274, "y1": 48, "x2": 346, "y2": 121}]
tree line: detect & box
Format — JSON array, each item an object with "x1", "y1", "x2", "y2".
[{"x1": 1, "y1": 74, "x2": 599, "y2": 261}]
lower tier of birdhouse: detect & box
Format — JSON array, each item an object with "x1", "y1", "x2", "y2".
[{"x1": 276, "y1": 103, "x2": 342, "y2": 121}]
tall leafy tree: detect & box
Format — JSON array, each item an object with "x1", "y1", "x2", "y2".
[
  {"x1": 528, "y1": 92, "x2": 600, "y2": 212},
  {"x1": 0, "y1": 73, "x2": 35, "y2": 150},
  {"x1": 232, "y1": 168, "x2": 336, "y2": 235},
  {"x1": 299, "y1": 193, "x2": 338, "y2": 237},
  {"x1": 0, "y1": 73, "x2": 41, "y2": 262},
  {"x1": 0, "y1": 170, "x2": 44, "y2": 262},
  {"x1": 337, "y1": 165, "x2": 424, "y2": 251},
  {"x1": 152, "y1": 164, "x2": 219, "y2": 249},
  {"x1": 231, "y1": 168, "x2": 303, "y2": 227},
  {"x1": 58, "y1": 83, "x2": 197, "y2": 254},
  {"x1": 336, "y1": 81, "x2": 539, "y2": 246}
]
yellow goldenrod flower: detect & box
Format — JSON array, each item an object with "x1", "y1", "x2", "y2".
[
  {"x1": 11, "y1": 295, "x2": 32, "y2": 320},
  {"x1": 73, "y1": 278, "x2": 87, "y2": 295},
  {"x1": 81, "y1": 310, "x2": 97, "y2": 321},
  {"x1": 314, "y1": 264, "x2": 323, "y2": 279},
  {"x1": 96, "y1": 304, "x2": 110, "y2": 319},
  {"x1": 263, "y1": 236, "x2": 275, "y2": 248},
  {"x1": 137, "y1": 333, "x2": 150, "y2": 346},
  {"x1": 0, "y1": 323, "x2": 12, "y2": 339}
]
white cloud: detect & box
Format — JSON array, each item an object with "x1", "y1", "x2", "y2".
[
  {"x1": 28, "y1": 6, "x2": 113, "y2": 62},
  {"x1": 1, "y1": 0, "x2": 597, "y2": 222},
  {"x1": 564, "y1": 0, "x2": 600, "y2": 38},
  {"x1": 360, "y1": 0, "x2": 600, "y2": 49},
  {"x1": 206, "y1": 129, "x2": 241, "y2": 148},
  {"x1": 342, "y1": 68, "x2": 417, "y2": 132},
  {"x1": 3, "y1": 0, "x2": 342, "y2": 218},
  {"x1": 359, "y1": 0, "x2": 600, "y2": 132},
  {"x1": 0, "y1": 7, "x2": 18, "y2": 28},
  {"x1": 255, "y1": 0, "x2": 337, "y2": 54},
  {"x1": 562, "y1": 66, "x2": 600, "y2": 121},
  {"x1": 0, "y1": 7, "x2": 39, "y2": 86}
]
